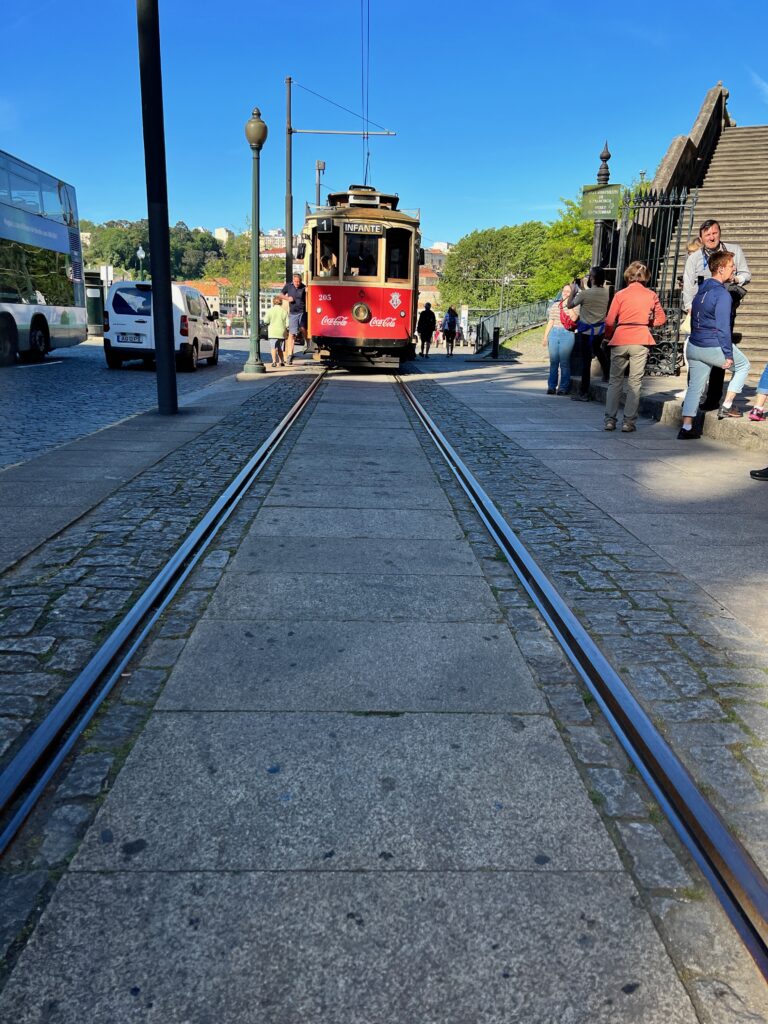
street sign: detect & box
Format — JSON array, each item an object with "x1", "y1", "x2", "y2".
[{"x1": 581, "y1": 184, "x2": 623, "y2": 220}]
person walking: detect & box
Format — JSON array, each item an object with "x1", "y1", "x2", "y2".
[
  {"x1": 682, "y1": 219, "x2": 751, "y2": 411},
  {"x1": 264, "y1": 295, "x2": 288, "y2": 367},
  {"x1": 747, "y1": 362, "x2": 768, "y2": 422},
  {"x1": 678, "y1": 250, "x2": 751, "y2": 439},
  {"x1": 442, "y1": 306, "x2": 459, "y2": 357},
  {"x1": 603, "y1": 262, "x2": 666, "y2": 432},
  {"x1": 280, "y1": 272, "x2": 306, "y2": 366},
  {"x1": 568, "y1": 267, "x2": 611, "y2": 402},
  {"x1": 542, "y1": 283, "x2": 578, "y2": 395},
  {"x1": 417, "y1": 302, "x2": 436, "y2": 358}
]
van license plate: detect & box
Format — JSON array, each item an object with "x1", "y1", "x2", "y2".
[{"x1": 117, "y1": 334, "x2": 142, "y2": 344}]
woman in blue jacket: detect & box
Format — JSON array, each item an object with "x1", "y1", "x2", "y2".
[{"x1": 678, "y1": 250, "x2": 751, "y2": 439}]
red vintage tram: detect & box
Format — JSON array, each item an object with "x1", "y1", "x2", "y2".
[{"x1": 300, "y1": 185, "x2": 422, "y2": 368}]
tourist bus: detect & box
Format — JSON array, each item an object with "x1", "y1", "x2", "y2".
[{"x1": 0, "y1": 150, "x2": 86, "y2": 365}]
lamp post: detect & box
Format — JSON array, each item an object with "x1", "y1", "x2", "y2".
[
  {"x1": 136, "y1": 245, "x2": 145, "y2": 280},
  {"x1": 241, "y1": 107, "x2": 268, "y2": 376}
]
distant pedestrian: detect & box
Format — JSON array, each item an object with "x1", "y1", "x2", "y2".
[
  {"x1": 569, "y1": 267, "x2": 611, "y2": 402},
  {"x1": 417, "y1": 302, "x2": 436, "y2": 357},
  {"x1": 280, "y1": 272, "x2": 306, "y2": 366},
  {"x1": 682, "y1": 219, "x2": 751, "y2": 411},
  {"x1": 603, "y1": 261, "x2": 666, "y2": 433},
  {"x1": 678, "y1": 250, "x2": 750, "y2": 439},
  {"x1": 543, "y1": 283, "x2": 578, "y2": 395},
  {"x1": 264, "y1": 296, "x2": 288, "y2": 367},
  {"x1": 442, "y1": 306, "x2": 459, "y2": 356}
]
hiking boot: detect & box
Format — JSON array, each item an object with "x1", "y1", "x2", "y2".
[
  {"x1": 621, "y1": 422, "x2": 636, "y2": 433},
  {"x1": 604, "y1": 418, "x2": 616, "y2": 431},
  {"x1": 718, "y1": 405, "x2": 743, "y2": 419}
]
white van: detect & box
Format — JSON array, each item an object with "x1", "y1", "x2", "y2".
[{"x1": 102, "y1": 281, "x2": 219, "y2": 371}]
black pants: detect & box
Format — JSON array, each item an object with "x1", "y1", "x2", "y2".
[
  {"x1": 577, "y1": 331, "x2": 609, "y2": 395},
  {"x1": 444, "y1": 329, "x2": 456, "y2": 354},
  {"x1": 419, "y1": 331, "x2": 433, "y2": 354}
]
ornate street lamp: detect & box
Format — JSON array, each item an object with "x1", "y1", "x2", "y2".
[
  {"x1": 241, "y1": 107, "x2": 268, "y2": 375},
  {"x1": 136, "y1": 245, "x2": 145, "y2": 280}
]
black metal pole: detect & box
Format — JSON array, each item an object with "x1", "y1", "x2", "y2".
[
  {"x1": 285, "y1": 76, "x2": 293, "y2": 283},
  {"x1": 491, "y1": 326, "x2": 500, "y2": 359},
  {"x1": 136, "y1": 0, "x2": 177, "y2": 415}
]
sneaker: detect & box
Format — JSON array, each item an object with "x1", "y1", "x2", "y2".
[
  {"x1": 677, "y1": 427, "x2": 701, "y2": 440},
  {"x1": 750, "y1": 466, "x2": 768, "y2": 480},
  {"x1": 718, "y1": 405, "x2": 743, "y2": 419},
  {"x1": 556, "y1": 389, "x2": 569, "y2": 396},
  {"x1": 621, "y1": 422, "x2": 636, "y2": 433},
  {"x1": 547, "y1": 387, "x2": 556, "y2": 395},
  {"x1": 604, "y1": 418, "x2": 617, "y2": 431},
  {"x1": 748, "y1": 408, "x2": 765, "y2": 422},
  {"x1": 571, "y1": 393, "x2": 590, "y2": 402}
]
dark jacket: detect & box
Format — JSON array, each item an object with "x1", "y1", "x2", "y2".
[
  {"x1": 417, "y1": 308, "x2": 436, "y2": 334},
  {"x1": 690, "y1": 278, "x2": 733, "y2": 358}
]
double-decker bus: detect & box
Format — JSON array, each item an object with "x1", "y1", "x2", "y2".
[{"x1": 0, "y1": 150, "x2": 86, "y2": 365}]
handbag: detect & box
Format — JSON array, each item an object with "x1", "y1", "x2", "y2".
[{"x1": 558, "y1": 302, "x2": 578, "y2": 331}]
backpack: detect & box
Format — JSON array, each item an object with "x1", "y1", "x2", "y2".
[{"x1": 559, "y1": 301, "x2": 578, "y2": 331}]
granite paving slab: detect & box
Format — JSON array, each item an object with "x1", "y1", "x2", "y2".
[
  {"x1": 157, "y1": 621, "x2": 545, "y2": 713},
  {"x1": 244, "y1": 507, "x2": 463, "y2": 540},
  {"x1": 0, "y1": 872, "x2": 699, "y2": 1024},
  {"x1": 262, "y1": 482, "x2": 451, "y2": 509},
  {"x1": 208, "y1": 571, "x2": 500, "y2": 621},
  {"x1": 229, "y1": 536, "x2": 480, "y2": 574},
  {"x1": 75, "y1": 711, "x2": 619, "y2": 872}
]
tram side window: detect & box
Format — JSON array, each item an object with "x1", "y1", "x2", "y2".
[
  {"x1": 314, "y1": 227, "x2": 339, "y2": 277},
  {"x1": 344, "y1": 235, "x2": 379, "y2": 278},
  {"x1": 386, "y1": 228, "x2": 411, "y2": 281}
]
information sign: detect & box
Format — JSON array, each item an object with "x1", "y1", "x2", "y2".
[
  {"x1": 581, "y1": 184, "x2": 623, "y2": 220},
  {"x1": 344, "y1": 222, "x2": 384, "y2": 235}
]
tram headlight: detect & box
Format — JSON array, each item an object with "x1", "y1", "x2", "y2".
[
  {"x1": 399, "y1": 311, "x2": 406, "y2": 317},
  {"x1": 316, "y1": 307, "x2": 322, "y2": 313},
  {"x1": 352, "y1": 302, "x2": 371, "y2": 323}
]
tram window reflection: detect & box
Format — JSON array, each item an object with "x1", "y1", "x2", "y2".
[
  {"x1": 344, "y1": 236, "x2": 379, "y2": 278},
  {"x1": 385, "y1": 228, "x2": 411, "y2": 281},
  {"x1": 314, "y1": 227, "x2": 339, "y2": 278}
]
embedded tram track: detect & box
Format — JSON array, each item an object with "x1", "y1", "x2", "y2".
[
  {"x1": 0, "y1": 369, "x2": 327, "y2": 858},
  {"x1": 396, "y1": 375, "x2": 768, "y2": 982}
]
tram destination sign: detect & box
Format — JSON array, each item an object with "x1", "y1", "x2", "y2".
[
  {"x1": 344, "y1": 222, "x2": 384, "y2": 235},
  {"x1": 581, "y1": 184, "x2": 623, "y2": 220}
]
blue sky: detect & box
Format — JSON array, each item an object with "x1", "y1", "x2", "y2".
[{"x1": 4, "y1": 0, "x2": 768, "y2": 247}]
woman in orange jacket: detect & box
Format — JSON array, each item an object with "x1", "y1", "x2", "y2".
[{"x1": 602, "y1": 262, "x2": 666, "y2": 432}]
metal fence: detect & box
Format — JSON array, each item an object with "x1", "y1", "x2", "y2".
[
  {"x1": 612, "y1": 188, "x2": 698, "y2": 376},
  {"x1": 475, "y1": 298, "x2": 551, "y2": 352}
]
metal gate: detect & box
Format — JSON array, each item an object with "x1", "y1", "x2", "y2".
[{"x1": 607, "y1": 188, "x2": 698, "y2": 376}]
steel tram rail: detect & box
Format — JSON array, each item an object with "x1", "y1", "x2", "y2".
[
  {"x1": 396, "y1": 375, "x2": 768, "y2": 981},
  {"x1": 0, "y1": 370, "x2": 327, "y2": 857}
]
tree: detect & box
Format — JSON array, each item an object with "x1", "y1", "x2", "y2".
[
  {"x1": 529, "y1": 199, "x2": 594, "y2": 300},
  {"x1": 439, "y1": 222, "x2": 548, "y2": 311}
]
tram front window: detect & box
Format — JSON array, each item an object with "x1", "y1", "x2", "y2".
[
  {"x1": 314, "y1": 227, "x2": 339, "y2": 278},
  {"x1": 386, "y1": 228, "x2": 411, "y2": 281},
  {"x1": 344, "y1": 236, "x2": 379, "y2": 278}
]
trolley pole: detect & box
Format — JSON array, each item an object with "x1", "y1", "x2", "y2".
[
  {"x1": 135, "y1": 0, "x2": 177, "y2": 415},
  {"x1": 285, "y1": 76, "x2": 293, "y2": 283}
]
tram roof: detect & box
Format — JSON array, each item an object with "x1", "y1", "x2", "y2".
[{"x1": 314, "y1": 184, "x2": 419, "y2": 223}]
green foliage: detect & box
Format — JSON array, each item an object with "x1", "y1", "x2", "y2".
[
  {"x1": 82, "y1": 219, "x2": 224, "y2": 280},
  {"x1": 528, "y1": 199, "x2": 594, "y2": 299},
  {"x1": 439, "y1": 221, "x2": 547, "y2": 311}
]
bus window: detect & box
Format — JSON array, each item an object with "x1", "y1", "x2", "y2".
[
  {"x1": 0, "y1": 167, "x2": 10, "y2": 208},
  {"x1": 344, "y1": 235, "x2": 379, "y2": 279},
  {"x1": 314, "y1": 227, "x2": 339, "y2": 277},
  {"x1": 385, "y1": 228, "x2": 411, "y2": 281},
  {"x1": 40, "y1": 175, "x2": 70, "y2": 224},
  {"x1": 9, "y1": 172, "x2": 41, "y2": 215}
]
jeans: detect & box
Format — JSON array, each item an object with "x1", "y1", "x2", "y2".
[
  {"x1": 682, "y1": 342, "x2": 751, "y2": 417},
  {"x1": 547, "y1": 327, "x2": 575, "y2": 391},
  {"x1": 605, "y1": 345, "x2": 649, "y2": 423},
  {"x1": 757, "y1": 361, "x2": 768, "y2": 396},
  {"x1": 576, "y1": 329, "x2": 609, "y2": 394}
]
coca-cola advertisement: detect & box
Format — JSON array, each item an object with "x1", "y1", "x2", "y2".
[{"x1": 309, "y1": 286, "x2": 413, "y2": 339}]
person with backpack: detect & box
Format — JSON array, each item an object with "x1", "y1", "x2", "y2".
[
  {"x1": 416, "y1": 302, "x2": 437, "y2": 358},
  {"x1": 568, "y1": 267, "x2": 611, "y2": 402},
  {"x1": 442, "y1": 307, "x2": 459, "y2": 357},
  {"x1": 542, "y1": 283, "x2": 579, "y2": 395}
]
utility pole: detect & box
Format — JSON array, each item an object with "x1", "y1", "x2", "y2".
[
  {"x1": 284, "y1": 77, "x2": 395, "y2": 285},
  {"x1": 136, "y1": 0, "x2": 177, "y2": 415},
  {"x1": 315, "y1": 159, "x2": 325, "y2": 207}
]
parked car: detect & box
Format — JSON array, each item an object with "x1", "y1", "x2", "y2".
[{"x1": 102, "y1": 281, "x2": 219, "y2": 371}]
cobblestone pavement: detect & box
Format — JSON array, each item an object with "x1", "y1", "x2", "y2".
[
  {"x1": 406, "y1": 362, "x2": 768, "y2": 881},
  {"x1": 0, "y1": 373, "x2": 765, "y2": 1019},
  {"x1": 0, "y1": 339, "x2": 251, "y2": 469}
]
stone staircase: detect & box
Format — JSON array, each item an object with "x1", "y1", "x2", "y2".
[{"x1": 690, "y1": 124, "x2": 768, "y2": 371}]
